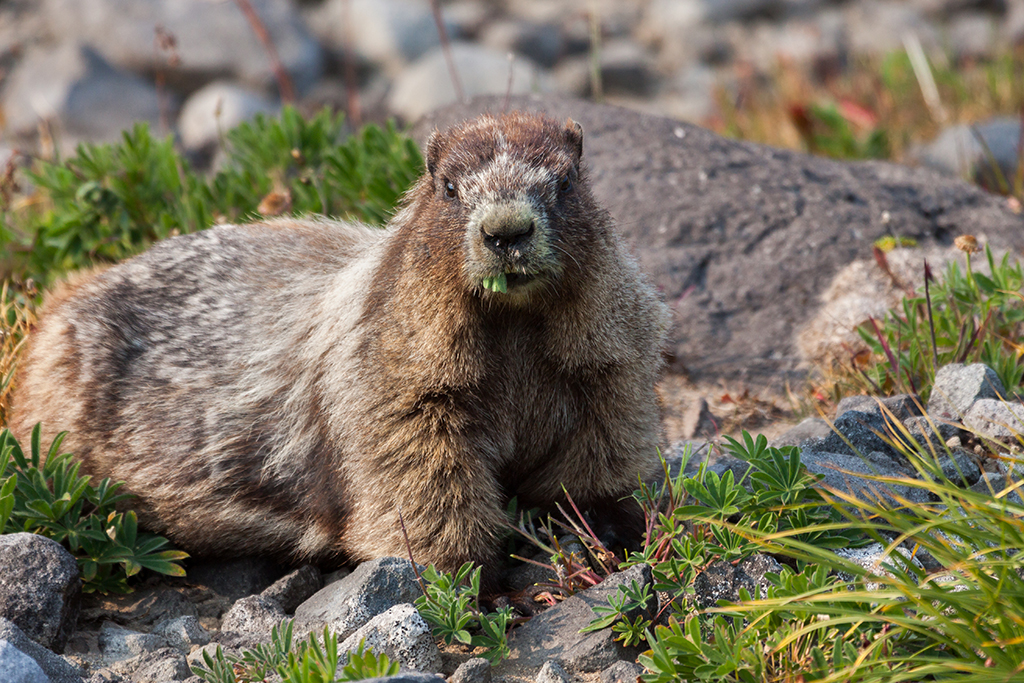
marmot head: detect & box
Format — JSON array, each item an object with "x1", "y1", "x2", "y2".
[{"x1": 419, "y1": 112, "x2": 600, "y2": 305}]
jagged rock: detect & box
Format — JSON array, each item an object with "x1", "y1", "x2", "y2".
[
  {"x1": 800, "y1": 450, "x2": 930, "y2": 504},
  {"x1": 451, "y1": 657, "x2": 492, "y2": 683},
  {"x1": 80, "y1": 587, "x2": 199, "y2": 632},
  {"x1": 129, "y1": 647, "x2": 190, "y2": 683},
  {"x1": 501, "y1": 564, "x2": 654, "y2": 676},
  {"x1": 935, "y1": 449, "x2": 981, "y2": 487},
  {"x1": 600, "y1": 660, "x2": 644, "y2": 683},
  {"x1": 0, "y1": 533, "x2": 81, "y2": 653},
  {"x1": 292, "y1": 557, "x2": 422, "y2": 641},
  {"x1": 413, "y1": 95, "x2": 1024, "y2": 390},
  {"x1": 151, "y1": 616, "x2": 209, "y2": 653},
  {"x1": 970, "y1": 472, "x2": 1024, "y2": 505},
  {"x1": 833, "y1": 543, "x2": 924, "y2": 591},
  {"x1": 693, "y1": 554, "x2": 783, "y2": 609},
  {"x1": 914, "y1": 117, "x2": 1023, "y2": 191},
  {"x1": 97, "y1": 622, "x2": 166, "y2": 663},
  {"x1": 260, "y1": 565, "x2": 323, "y2": 614},
  {"x1": 836, "y1": 394, "x2": 923, "y2": 421},
  {"x1": 42, "y1": 0, "x2": 323, "y2": 92},
  {"x1": 0, "y1": 640, "x2": 52, "y2": 683},
  {"x1": 901, "y1": 415, "x2": 961, "y2": 454},
  {"x1": 535, "y1": 660, "x2": 570, "y2": 683},
  {"x1": 339, "y1": 604, "x2": 442, "y2": 673},
  {"x1": 219, "y1": 595, "x2": 286, "y2": 637},
  {"x1": 928, "y1": 363, "x2": 1007, "y2": 420},
  {"x1": 0, "y1": 618, "x2": 85, "y2": 683},
  {"x1": 816, "y1": 410, "x2": 899, "y2": 458},
  {"x1": 771, "y1": 417, "x2": 831, "y2": 448},
  {"x1": 963, "y1": 398, "x2": 1024, "y2": 443}
]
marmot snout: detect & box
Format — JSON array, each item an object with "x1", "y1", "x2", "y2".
[{"x1": 11, "y1": 112, "x2": 670, "y2": 580}]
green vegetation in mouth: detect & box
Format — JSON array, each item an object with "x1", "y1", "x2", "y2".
[{"x1": 482, "y1": 273, "x2": 508, "y2": 293}]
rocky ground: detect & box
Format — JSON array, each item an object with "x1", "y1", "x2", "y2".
[{"x1": 2, "y1": 360, "x2": 1020, "y2": 683}]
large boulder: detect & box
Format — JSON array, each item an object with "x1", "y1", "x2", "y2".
[{"x1": 412, "y1": 95, "x2": 1024, "y2": 390}]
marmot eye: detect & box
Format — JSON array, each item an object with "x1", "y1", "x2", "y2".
[
  {"x1": 558, "y1": 174, "x2": 572, "y2": 194},
  {"x1": 444, "y1": 180, "x2": 457, "y2": 200}
]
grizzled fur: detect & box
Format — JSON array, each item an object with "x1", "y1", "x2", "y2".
[{"x1": 12, "y1": 112, "x2": 669, "y2": 578}]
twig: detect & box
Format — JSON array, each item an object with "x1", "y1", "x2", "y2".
[
  {"x1": 923, "y1": 259, "x2": 939, "y2": 369},
  {"x1": 429, "y1": 0, "x2": 463, "y2": 102},
  {"x1": 340, "y1": 0, "x2": 362, "y2": 127},
  {"x1": 397, "y1": 506, "x2": 430, "y2": 598},
  {"x1": 233, "y1": 0, "x2": 295, "y2": 104},
  {"x1": 587, "y1": 1, "x2": 603, "y2": 102},
  {"x1": 153, "y1": 25, "x2": 179, "y2": 135}
]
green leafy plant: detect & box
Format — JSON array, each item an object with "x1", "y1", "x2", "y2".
[
  {"x1": 192, "y1": 621, "x2": 399, "y2": 683},
  {"x1": 0, "y1": 425, "x2": 187, "y2": 593},
  {"x1": 413, "y1": 562, "x2": 514, "y2": 663},
  {"x1": 838, "y1": 242, "x2": 1024, "y2": 403},
  {"x1": 0, "y1": 107, "x2": 423, "y2": 285}
]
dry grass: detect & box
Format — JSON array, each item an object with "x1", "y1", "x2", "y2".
[{"x1": 0, "y1": 280, "x2": 37, "y2": 427}]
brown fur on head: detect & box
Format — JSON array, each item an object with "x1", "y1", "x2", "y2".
[{"x1": 10, "y1": 112, "x2": 669, "y2": 586}]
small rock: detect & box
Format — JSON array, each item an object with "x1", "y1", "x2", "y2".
[
  {"x1": 901, "y1": 415, "x2": 960, "y2": 455},
  {"x1": 598, "y1": 40, "x2": 658, "y2": 97},
  {"x1": 704, "y1": 0, "x2": 785, "y2": 23},
  {"x1": 178, "y1": 81, "x2": 278, "y2": 152},
  {"x1": 928, "y1": 363, "x2": 1006, "y2": 420},
  {"x1": 130, "y1": 647, "x2": 190, "y2": 683},
  {"x1": 0, "y1": 640, "x2": 50, "y2": 683},
  {"x1": 480, "y1": 19, "x2": 566, "y2": 69},
  {"x1": 818, "y1": 410, "x2": 899, "y2": 459},
  {"x1": 388, "y1": 42, "x2": 550, "y2": 122},
  {"x1": 535, "y1": 661, "x2": 570, "y2": 683},
  {"x1": 836, "y1": 394, "x2": 923, "y2": 420},
  {"x1": 771, "y1": 417, "x2": 831, "y2": 447},
  {"x1": 451, "y1": 657, "x2": 492, "y2": 683},
  {"x1": 43, "y1": 0, "x2": 323, "y2": 92},
  {"x1": 151, "y1": 616, "x2": 210, "y2": 653},
  {"x1": 1, "y1": 44, "x2": 164, "y2": 143},
  {"x1": 98, "y1": 622, "x2": 166, "y2": 663},
  {"x1": 260, "y1": 565, "x2": 323, "y2": 614},
  {"x1": 0, "y1": 533, "x2": 81, "y2": 653},
  {"x1": 970, "y1": 472, "x2": 1024, "y2": 505},
  {"x1": 833, "y1": 543, "x2": 923, "y2": 590},
  {"x1": 220, "y1": 595, "x2": 286, "y2": 637},
  {"x1": 963, "y1": 398, "x2": 1024, "y2": 444},
  {"x1": 187, "y1": 557, "x2": 285, "y2": 602},
  {"x1": 600, "y1": 660, "x2": 644, "y2": 683},
  {"x1": 339, "y1": 604, "x2": 441, "y2": 673},
  {"x1": 801, "y1": 450, "x2": 930, "y2": 504},
  {"x1": 936, "y1": 449, "x2": 981, "y2": 487},
  {"x1": 292, "y1": 557, "x2": 423, "y2": 641},
  {"x1": 694, "y1": 554, "x2": 782, "y2": 609},
  {"x1": 0, "y1": 618, "x2": 86, "y2": 683}
]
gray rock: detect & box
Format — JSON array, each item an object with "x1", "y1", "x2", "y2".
[
  {"x1": 600, "y1": 660, "x2": 644, "y2": 683},
  {"x1": 292, "y1": 557, "x2": 423, "y2": 641},
  {"x1": 704, "y1": 0, "x2": 784, "y2": 23},
  {"x1": 0, "y1": 619, "x2": 85, "y2": 683},
  {"x1": 598, "y1": 40, "x2": 658, "y2": 97},
  {"x1": 915, "y1": 117, "x2": 1024, "y2": 193},
  {"x1": 389, "y1": 43, "x2": 550, "y2": 122},
  {"x1": 220, "y1": 595, "x2": 286, "y2": 637},
  {"x1": 177, "y1": 81, "x2": 278, "y2": 152},
  {"x1": 936, "y1": 449, "x2": 981, "y2": 487},
  {"x1": 771, "y1": 417, "x2": 831, "y2": 448},
  {"x1": 929, "y1": 364, "x2": 1007, "y2": 420},
  {"x1": 836, "y1": 394, "x2": 923, "y2": 421},
  {"x1": 186, "y1": 557, "x2": 284, "y2": 602},
  {"x1": 901, "y1": 415, "x2": 960, "y2": 455},
  {"x1": 451, "y1": 657, "x2": 492, "y2": 683},
  {"x1": 151, "y1": 616, "x2": 209, "y2": 653},
  {"x1": 693, "y1": 554, "x2": 782, "y2": 608},
  {"x1": 305, "y1": 0, "x2": 460, "y2": 73},
  {"x1": 964, "y1": 398, "x2": 1024, "y2": 443},
  {"x1": 0, "y1": 533, "x2": 81, "y2": 653},
  {"x1": 260, "y1": 565, "x2": 323, "y2": 614},
  {"x1": 502, "y1": 565, "x2": 654, "y2": 676},
  {"x1": 480, "y1": 19, "x2": 566, "y2": 69},
  {"x1": 97, "y1": 622, "x2": 166, "y2": 663},
  {"x1": 970, "y1": 472, "x2": 1024, "y2": 505},
  {"x1": 80, "y1": 587, "x2": 198, "y2": 631},
  {"x1": 845, "y1": 1, "x2": 938, "y2": 56},
  {"x1": 801, "y1": 450, "x2": 930, "y2": 504},
  {"x1": 0, "y1": 640, "x2": 50, "y2": 683},
  {"x1": 818, "y1": 410, "x2": 899, "y2": 459},
  {"x1": 339, "y1": 604, "x2": 441, "y2": 673},
  {"x1": 948, "y1": 12, "x2": 999, "y2": 58},
  {"x1": 833, "y1": 543, "x2": 923, "y2": 590},
  {"x1": 535, "y1": 660, "x2": 570, "y2": 683},
  {"x1": 43, "y1": 0, "x2": 323, "y2": 92},
  {"x1": 1, "y1": 44, "x2": 163, "y2": 143},
  {"x1": 412, "y1": 95, "x2": 1024, "y2": 390},
  {"x1": 129, "y1": 648, "x2": 190, "y2": 683}
]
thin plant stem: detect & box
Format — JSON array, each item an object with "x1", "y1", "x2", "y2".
[
  {"x1": 233, "y1": 0, "x2": 296, "y2": 104},
  {"x1": 429, "y1": 0, "x2": 463, "y2": 102}
]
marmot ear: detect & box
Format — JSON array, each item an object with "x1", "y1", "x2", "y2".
[
  {"x1": 426, "y1": 129, "x2": 444, "y2": 177},
  {"x1": 565, "y1": 118, "x2": 584, "y2": 162}
]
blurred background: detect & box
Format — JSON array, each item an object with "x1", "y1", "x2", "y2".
[{"x1": 1, "y1": 0, "x2": 1023, "y2": 186}]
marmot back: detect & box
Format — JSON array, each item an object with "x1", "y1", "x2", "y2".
[{"x1": 12, "y1": 112, "x2": 670, "y2": 579}]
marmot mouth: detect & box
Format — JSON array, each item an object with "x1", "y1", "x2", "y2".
[{"x1": 503, "y1": 272, "x2": 536, "y2": 288}]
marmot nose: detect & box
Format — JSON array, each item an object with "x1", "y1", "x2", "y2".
[{"x1": 482, "y1": 220, "x2": 535, "y2": 254}]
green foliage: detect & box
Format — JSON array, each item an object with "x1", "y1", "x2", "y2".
[
  {"x1": 0, "y1": 107, "x2": 423, "y2": 285},
  {"x1": 413, "y1": 562, "x2": 514, "y2": 663},
  {"x1": 0, "y1": 425, "x2": 187, "y2": 593},
  {"x1": 192, "y1": 622, "x2": 399, "y2": 683},
  {"x1": 794, "y1": 102, "x2": 890, "y2": 160},
  {"x1": 845, "y1": 244, "x2": 1024, "y2": 402}
]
